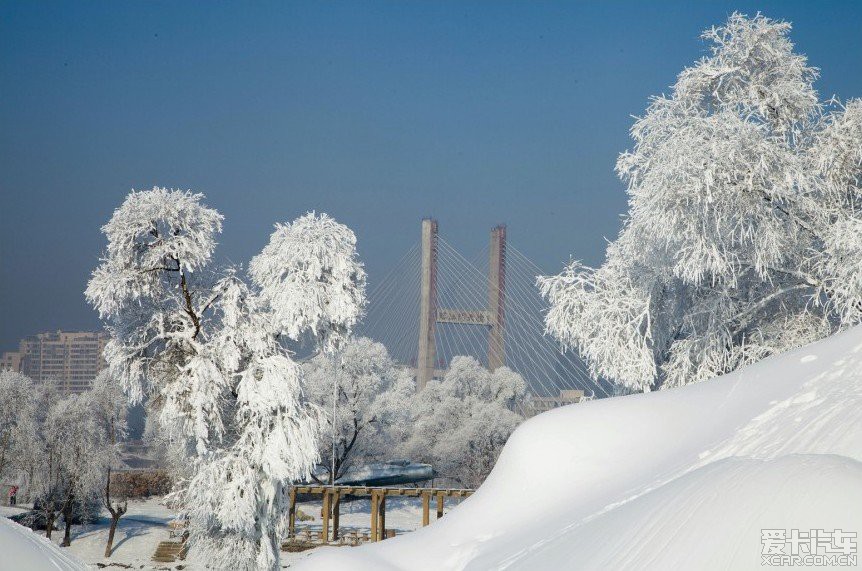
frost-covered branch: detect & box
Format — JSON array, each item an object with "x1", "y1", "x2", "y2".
[
  {"x1": 87, "y1": 188, "x2": 367, "y2": 570},
  {"x1": 541, "y1": 13, "x2": 862, "y2": 391}
]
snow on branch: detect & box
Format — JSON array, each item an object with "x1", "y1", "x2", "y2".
[
  {"x1": 250, "y1": 212, "x2": 367, "y2": 355},
  {"x1": 86, "y1": 189, "x2": 366, "y2": 570},
  {"x1": 541, "y1": 13, "x2": 862, "y2": 392}
]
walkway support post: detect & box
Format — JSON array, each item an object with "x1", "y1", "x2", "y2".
[
  {"x1": 321, "y1": 489, "x2": 331, "y2": 543},
  {"x1": 370, "y1": 490, "x2": 379, "y2": 541},
  {"x1": 288, "y1": 489, "x2": 297, "y2": 538},
  {"x1": 332, "y1": 489, "x2": 341, "y2": 541},
  {"x1": 379, "y1": 494, "x2": 387, "y2": 540},
  {"x1": 421, "y1": 491, "x2": 430, "y2": 526}
]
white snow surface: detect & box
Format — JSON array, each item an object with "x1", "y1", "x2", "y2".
[
  {"x1": 297, "y1": 326, "x2": 862, "y2": 570},
  {"x1": 0, "y1": 517, "x2": 88, "y2": 571},
  {"x1": 1, "y1": 498, "x2": 182, "y2": 571}
]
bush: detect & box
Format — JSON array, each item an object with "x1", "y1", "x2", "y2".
[
  {"x1": 111, "y1": 470, "x2": 172, "y2": 498},
  {"x1": 11, "y1": 494, "x2": 101, "y2": 530}
]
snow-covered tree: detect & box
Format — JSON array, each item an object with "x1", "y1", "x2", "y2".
[
  {"x1": 179, "y1": 274, "x2": 319, "y2": 570},
  {"x1": 539, "y1": 13, "x2": 862, "y2": 392},
  {"x1": 0, "y1": 372, "x2": 37, "y2": 488},
  {"x1": 250, "y1": 211, "x2": 367, "y2": 488},
  {"x1": 36, "y1": 393, "x2": 104, "y2": 546},
  {"x1": 26, "y1": 383, "x2": 66, "y2": 538},
  {"x1": 86, "y1": 188, "x2": 365, "y2": 570},
  {"x1": 90, "y1": 370, "x2": 130, "y2": 557},
  {"x1": 85, "y1": 187, "x2": 226, "y2": 438},
  {"x1": 401, "y1": 356, "x2": 527, "y2": 488},
  {"x1": 250, "y1": 212, "x2": 367, "y2": 355},
  {"x1": 302, "y1": 337, "x2": 413, "y2": 482}
]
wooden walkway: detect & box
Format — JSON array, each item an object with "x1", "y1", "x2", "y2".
[{"x1": 287, "y1": 485, "x2": 474, "y2": 545}]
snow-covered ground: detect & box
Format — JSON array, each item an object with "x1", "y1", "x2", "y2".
[
  {"x1": 5, "y1": 327, "x2": 860, "y2": 570},
  {"x1": 1, "y1": 497, "x2": 180, "y2": 570},
  {"x1": 0, "y1": 493, "x2": 465, "y2": 569},
  {"x1": 0, "y1": 516, "x2": 88, "y2": 570},
  {"x1": 296, "y1": 326, "x2": 862, "y2": 570}
]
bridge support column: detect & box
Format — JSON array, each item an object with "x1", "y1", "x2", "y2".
[
  {"x1": 417, "y1": 218, "x2": 438, "y2": 391},
  {"x1": 488, "y1": 225, "x2": 506, "y2": 370}
]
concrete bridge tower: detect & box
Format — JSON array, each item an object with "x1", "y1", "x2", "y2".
[{"x1": 416, "y1": 219, "x2": 506, "y2": 390}]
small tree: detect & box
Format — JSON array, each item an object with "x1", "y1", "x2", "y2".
[
  {"x1": 30, "y1": 383, "x2": 65, "y2": 539},
  {"x1": 90, "y1": 370, "x2": 129, "y2": 557},
  {"x1": 401, "y1": 356, "x2": 527, "y2": 488},
  {"x1": 44, "y1": 394, "x2": 103, "y2": 546},
  {"x1": 0, "y1": 372, "x2": 37, "y2": 489},
  {"x1": 302, "y1": 337, "x2": 413, "y2": 482},
  {"x1": 539, "y1": 13, "x2": 862, "y2": 392}
]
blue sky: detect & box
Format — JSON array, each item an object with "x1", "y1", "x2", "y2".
[{"x1": 1, "y1": 1, "x2": 861, "y2": 351}]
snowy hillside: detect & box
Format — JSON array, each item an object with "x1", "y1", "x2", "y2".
[
  {"x1": 297, "y1": 326, "x2": 862, "y2": 570},
  {"x1": 0, "y1": 517, "x2": 87, "y2": 571}
]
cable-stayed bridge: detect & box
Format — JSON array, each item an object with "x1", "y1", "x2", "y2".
[{"x1": 356, "y1": 219, "x2": 610, "y2": 406}]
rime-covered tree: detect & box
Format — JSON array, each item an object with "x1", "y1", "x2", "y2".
[
  {"x1": 250, "y1": 211, "x2": 367, "y2": 355},
  {"x1": 302, "y1": 337, "x2": 413, "y2": 482},
  {"x1": 86, "y1": 188, "x2": 364, "y2": 570},
  {"x1": 85, "y1": 187, "x2": 226, "y2": 432},
  {"x1": 540, "y1": 13, "x2": 862, "y2": 392},
  {"x1": 0, "y1": 372, "x2": 37, "y2": 488},
  {"x1": 28, "y1": 383, "x2": 66, "y2": 539},
  {"x1": 401, "y1": 356, "x2": 527, "y2": 488},
  {"x1": 250, "y1": 211, "x2": 367, "y2": 485},
  {"x1": 90, "y1": 370, "x2": 129, "y2": 558},
  {"x1": 179, "y1": 274, "x2": 320, "y2": 569},
  {"x1": 39, "y1": 393, "x2": 104, "y2": 546}
]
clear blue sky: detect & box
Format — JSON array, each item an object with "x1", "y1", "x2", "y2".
[{"x1": 1, "y1": 1, "x2": 860, "y2": 351}]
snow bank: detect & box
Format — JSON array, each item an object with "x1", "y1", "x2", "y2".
[
  {"x1": 297, "y1": 326, "x2": 862, "y2": 570},
  {"x1": 0, "y1": 517, "x2": 88, "y2": 571}
]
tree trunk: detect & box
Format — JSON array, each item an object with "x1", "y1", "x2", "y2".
[
  {"x1": 104, "y1": 512, "x2": 121, "y2": 557},
  {"x1": 0, "y1": 432, "x2": 10, "y2": 479},
  {"x1": 62, "y1": 516, "x2": 72, "y2": 547},
  {"x1": 45, "y1": 511, "x2": 55, "y2": 540},
  {"x1": 61, "y1": 498, "x2": 73, "y2": 546},
  {"x1": 103, "y1": 462, "x2": 127, "y2": 558}
]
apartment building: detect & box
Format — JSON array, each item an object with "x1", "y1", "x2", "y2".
[{"x1": 0, "y1": 330, "x2": 108, "y2": 394}]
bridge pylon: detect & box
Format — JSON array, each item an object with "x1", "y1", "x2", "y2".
[{"x1": 416, "y1": 219, "x2": 506, "y2": 391}]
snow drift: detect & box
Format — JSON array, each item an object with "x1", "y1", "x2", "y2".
[
  {"x1": 0, "y1": 517, "x2": 88, "y2": 571},
  {"x1": 297, "y1": 326, "x2": 862, "y2": 570}
]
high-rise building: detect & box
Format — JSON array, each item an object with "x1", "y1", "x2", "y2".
[
  {"x1": 0, "y1": 350, "x2": 22, "y2": 372},
  {"x1": 0, "y1": 330, "x2": 108, "y2": 394}
]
